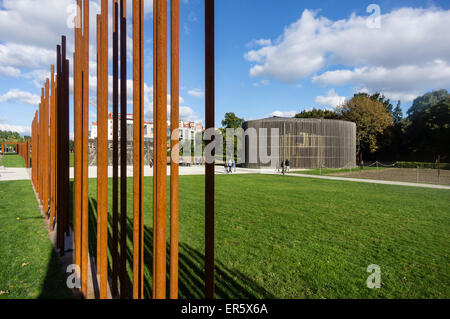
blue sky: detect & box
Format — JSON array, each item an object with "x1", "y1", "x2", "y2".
[{"x1": 1, "y1": 0, "x2": 450, "y2": 135}]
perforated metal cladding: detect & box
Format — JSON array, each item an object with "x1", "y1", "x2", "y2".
[{"x1": 242, "y1": 117, "x2": 356, "y2": 169}]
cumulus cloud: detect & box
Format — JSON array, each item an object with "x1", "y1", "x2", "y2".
[
  {"x1": 188, "y1": 88, "x2": 204, "y2": 98},
  {"x1": 268, "y1": 110, "x2": 297, "y2": 118},
  {"x1": 245, "y1": 7, "x2": 450, "y2": 101},
  {"x1": 0, "y1": 123, "x2": 31, "y2": 136},
  {"x1": 314, "y1": 89, "x2": 346, "y2": 108},
  {"x1": 0, "y1": 89, "x2": 40, "y2": 106}
]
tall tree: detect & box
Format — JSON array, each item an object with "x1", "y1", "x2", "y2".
[
  {"x1": 407, "y1": 89, "x2": 449, "y2": 119},
  {"x1": 221, "y1": 112, "x2": 244, "y2": 129},
  {"x1": 337, "y1": 96, "x2": 393, "y2": 154},
  {"x1": 354, "y1": 92, "x2": 393, "y2": 115},
  {"x1": 393, "y1": 100, "x2": 403, "y2": 125}
]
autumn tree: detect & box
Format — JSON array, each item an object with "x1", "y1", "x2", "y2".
[{"x1": 337, "y1": 96, "x2": 393, "y2": 154}]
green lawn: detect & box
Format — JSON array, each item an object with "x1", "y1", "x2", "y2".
[
  {"x1": 0, "y1": 180, "x2": 73, "y2": 299},
  {"x1": 0, "y1": 154, "x2": 26, "y2": 168},
  {"x1": 1, "y1": 174, "x2": 448, "y2": 299},
  {"x1": 84, "y1": 174, "x2": 449, "y2": 299},
  {"x1": 292, "y1": 166, "x2": 391, "y2": 175}
]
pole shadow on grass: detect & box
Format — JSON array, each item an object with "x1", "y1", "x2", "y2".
[{"x1": 40, "y1": 181, "x2": 273, "y2": 299}]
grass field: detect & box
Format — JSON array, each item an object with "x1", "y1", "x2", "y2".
[
  {"x1": 82, "y1": 174, "x2": 450, "y2": 299},
  {"x1": 0, "y1": 154, "x2": 25, "y2": 168},
  {"x1": 1, "y1": 173, "x2": 448, "y2": 299},
  {"x1": 0, "y1": 180, "x2": 73, "y2": 299}
]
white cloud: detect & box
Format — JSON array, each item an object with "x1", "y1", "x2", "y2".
[
  {"x1": 268, "y1": 110, "x2": 297, "y2": 118},
  {"x1": 188, "y1": 88, "x2": 204, "y2": 98},
  {"x1": 0, "y1": 123, "x2": 31, "y2": 136},
  {"x1": 245, "y1": 7, "x2": 450, "y2": 101},
  {"x1": 314, "y1": 89, "x2": 346, "y2": 108},
  {"x1": 0, "y1": 89, "x2": 40, "y2": 106},
  {"x1": 246, "y1": 38, "x2": 272, "y2": 48}
]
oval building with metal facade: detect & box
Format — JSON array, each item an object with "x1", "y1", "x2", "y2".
[{"x1": 242, "y1": 117, "x2": 356, "y2": 169}]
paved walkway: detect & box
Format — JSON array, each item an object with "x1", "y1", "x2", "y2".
[
  {"x1": 261, "y1": 171, "x2": 450, "y2": 190},
  {"x1": 1, "y1": 165, "x2": 449, "y2": 190},
  {"x1": 0, "y1": 166, "x2": 30, "y2": 181}
]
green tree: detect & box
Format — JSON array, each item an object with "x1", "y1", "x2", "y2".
[
  {"x1": 406, "y1": 97, "x2": 450, "y2": 161},
  {"x1": 407, "y1": 89, "x2": 449, "y2": 119},
  {"x1": 337, "y1": 96, "x2": 393, "y2": 154},
  {"x1": 393, "y1": 100, "x2": 403, "y2": 125},
  {"x1": 221, "y1": 112, "x2": 244, "y2": 129},
  {"x1": 294, "y1": 108, "x2": 340, "y2": 119},
  {"x1": 354, "y1": 92, "x2": 394, "y2": 115}
]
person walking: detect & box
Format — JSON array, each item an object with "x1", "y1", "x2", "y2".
[
  {"x1": 232, "y1": 159, "x2": 236, "y2": 173},
  {"x1": 285, "y1": 159, "x2": 290, "y2": 173}
]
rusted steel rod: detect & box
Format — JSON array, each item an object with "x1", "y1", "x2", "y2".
[
  {"x1": 112, "y1": 0, "x2": 119, "y2": 298},
  {"x1": 49, "y1": 65, "x2": 56, "y2": 231},
  {"x1": 170, "y1": 0, "x2": 180, "y2": 300},
  {"x1": 119, "y1": 0, "x2": 128, "y2": 299},
  {"x1": 154, "y1": 0, "x2": 168, "y2": 300},
  {"x1": 62, "y1": 37, "x2": 71, "y2": 238},
  {"x1": 43, "y1": 79, "x2": 49, "y2": 216},
  {"x1": 205, "y1": 0, "x2": 215, "y2": 300},
  {"x1": 97, "y1": 0, "x2": 109, "y2": 299},
  {"x1": 56, "y1": 43, "x2": 64, "y2": 255},
  {"x1": 74, "y1": 0, "x2": 83, "y2": 273},
  {"x1": 132, "y1": 0, "x2": 144, "y2": 300},
  {"x1": 152, "y1": 0, "x2": 157, "y2": 298},
  {"x1": 96, "y1": 14, "x2": 102, "y2": 276},
  {"x1": 81, "y1": 0, "x2": 90, "y2": 297}
]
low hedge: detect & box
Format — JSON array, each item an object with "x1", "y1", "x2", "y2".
[{"x1": 396, "y1": 161, "x2": 450, "y2": 170}]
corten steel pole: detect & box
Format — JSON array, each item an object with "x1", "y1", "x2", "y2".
[
  {"x1": 81, "y1": 0, "x2": 90, "y2": 297},
  {"x1": 74, "y1": 1, "x2": 83, "y2": 276},
  {"x1": 133, "y1": 0, "x2": 144, "y2": 300},
  {"x1": 205, "y1": 0, "x2": 215, "y2": 300},
  {"x1": 119, "y1": 0, "x2": 128, "y2": 299},
  {"x1": 112, "y1": 0, "x2": 119, "y2": 297},
  {"x1": 39, "y1": 92, "x2": 43, "y2": 204},
  {"x1": 96, "y1": 14, "x2": 102, "y2": 275},
  {"x1": 49, "y1": 66, "x2": 56, "y2": 231},
  {"x1": 56, "y1": 43, "x2": 64, "y2": 254},
  {"x1": 154, "y1": 0, "x2": 168, "y2": 300},
  {"x1": 62, "y1": 37, "x2": 71, "y2": 238},
  {"x1": 152, "y1": 0, "x2": 157, "y2": 298},
  {"x1": 97, "y1": 0, "x2": 109, "y2": 299},
  {"x1": 170, "y1": 0, "x2": 180, "y2": 300},
  {"x1": 43, "y1": 79, "x2": 49, "y2": 215}
]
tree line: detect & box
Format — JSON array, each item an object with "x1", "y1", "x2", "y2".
[
  {"x1": 222, "y1": 89, "x2": 449, "y2": 163},
  {"x1": 294, "y1": 90, "x2": 450, "y2": 162}
]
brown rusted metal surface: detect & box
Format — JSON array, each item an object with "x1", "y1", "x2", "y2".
[
  {"x1": 43, "y1": 79, "x2": 49, "y2": 216},
  {"x1": 74, "y1": 0, "x2": 82, "y2": 273},
  {"x1": 81, "y1": 0, "x2": 90, "y2": 297},
  {"x1": 155, "y1": 0, "x2": 168, "y2": 300},
  {"x1": 133, "y1": 0, "x2": 144, "y2": 300},
  {"x1": 205, "y1": 0, "x2": 215, "y2": 300},
  {"x1": 152, "y1": 0, "x2": 157, "y2": 298},
  {"x1": 49, "y1": 65, "x2": 56, "y2": 232},
  {"x1": 97, "y1": 0, "x2": 109, "y2": 299},
  {"x1": 112, "y1": 0, "x2": 119, "y2": 298},
  {"x1": 170, "y1": 0, "x2": 180, "y2": 300},
  {"x1": 96, "y1": 14, "x2": 102, "y2": 277},
  {"x1": 119, "y1": 0, "x2": 128, "y2": 299}
]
